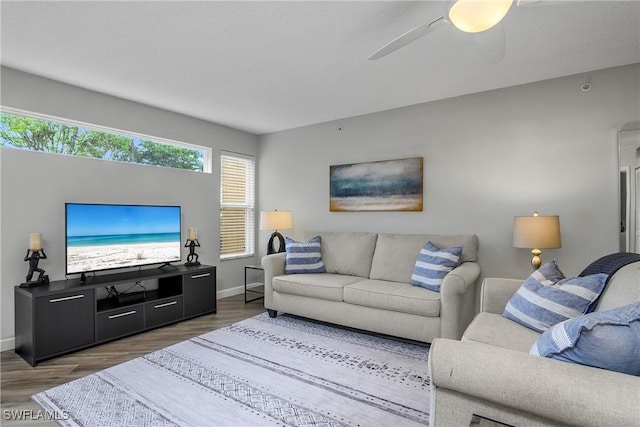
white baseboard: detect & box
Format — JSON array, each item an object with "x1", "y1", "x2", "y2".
[
  {"x1": 217, "y1": 284, "x2": 244, "y2": 299},
  {"x1": 217, "y1": 283, "x2": 262, "y2": 299},
  {"x1": 1, "y1": 337, "x2": 15, "y2": 352},
  {"x1": 1, "y1": 285, "x2": 256, "y2": 353}
]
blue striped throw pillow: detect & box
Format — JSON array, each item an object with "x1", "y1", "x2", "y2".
[
  {"x1": 411, "y1": 241, "x2": 463, "y2": 292},
  {"x1": 503, "y1": 260, "x2": 607, "y2": 333},
  {"x1": 285, "y1": 236, "x2": 325, "y2": 274}
]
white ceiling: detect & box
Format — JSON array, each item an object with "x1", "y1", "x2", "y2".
[{"x1": 1, "y1": 1, "x2": 639, "y2": 135}]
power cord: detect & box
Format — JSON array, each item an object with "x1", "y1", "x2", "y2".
[
  {"x1": 106, "y1": 285, "x2": 120, "y2": 298},
  {"x1": 122, "y1": 281, "x2": 147, "y2": 294},
  {"x1": 105, "y1": 282, "x2": 147, "y2": 299}
]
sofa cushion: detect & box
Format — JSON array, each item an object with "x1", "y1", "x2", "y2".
[
  {"x1": 343, "y1": 279, "x2": 441, "y2": 317},
  {"x1": 595, "y1": 262, "x2": 640, "y2": 312},
  {"x1": 303, "y1": 231, "x2": 377, "y2": 277},
  {"x1": 369, "y1": 234, "x2": 478, "y2": 283},
  {"x1": 503, "y1": 260, "x2": 607, "y2": 333},
  {"x1": 463, "y1": 312, "x2": 541, "y2": 353},
  {"x1": 272, "y1": 273, "x2": 362, "y2": 302},
  {"x1": 284, "y1": 236, "x2": 325, "y2": 274},
  {"x1": 411, "y1": 241, "x2": 462, "y2": 292},
  {"x1": 530, "y1": 302, "x2": 640, "y2": 376}
]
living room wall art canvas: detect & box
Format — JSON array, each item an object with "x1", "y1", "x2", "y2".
[{"x1": 330, "y1": 157, "x2": 423, "y2": 212}]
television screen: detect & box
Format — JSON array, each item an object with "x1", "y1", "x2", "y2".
[{"x1": 65, "y1": 203, "x2": 182, "y2": 275}]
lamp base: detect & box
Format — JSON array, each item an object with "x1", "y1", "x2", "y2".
[
  {"x1": 530, "y1": 249, "x2": 542, "y2": 270},
  {"x1": 267, "y1": 231, "x2": 286, "y2": 255}
]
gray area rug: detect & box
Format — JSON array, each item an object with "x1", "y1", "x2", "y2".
[{"x1": 33, "y1": 313, "x2": 430, "y2": 426}]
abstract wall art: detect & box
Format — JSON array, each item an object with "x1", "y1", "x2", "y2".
[{"x1": 330, "y1": 157, "x2": 423, "y2": 212}]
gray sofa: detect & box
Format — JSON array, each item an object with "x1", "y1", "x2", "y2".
[
  {"x1": 261, "y1": 231, "x2": 480, "y2": 342},
  {"x1": 428, "y1": 260, "x2": 640, "y2": 427}
]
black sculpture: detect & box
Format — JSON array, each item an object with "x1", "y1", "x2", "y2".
[
  {"x1": 184, "y1": 239, "x2": 201, "y2": 266},
  {"x1": 23, "y1": 249, "x2": 49, "y2": 286}
]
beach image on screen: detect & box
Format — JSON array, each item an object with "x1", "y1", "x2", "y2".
[{"x1": 66, "y1": 204, "x2": 181, "y2": 274}]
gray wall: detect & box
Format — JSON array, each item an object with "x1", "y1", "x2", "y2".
[
  {"x1": 258, "y1": 64, "x2": 640, "y2": 283},
  {"x1": 0, "y1": 67, "x2": 260, "y2": 349}
]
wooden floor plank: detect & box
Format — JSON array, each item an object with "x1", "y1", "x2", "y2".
[{"x1": 0, "y1": 294, "x2": 265, "y2": 426}]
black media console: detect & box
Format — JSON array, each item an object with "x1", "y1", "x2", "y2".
[{"x1": 14, "y1": 264, "x2": 216, "y2": 366}]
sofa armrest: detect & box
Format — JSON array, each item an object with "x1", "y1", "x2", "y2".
[
  {"x1": 479, "y1": 277, "x2": 522, "y2": 314},
  {"x1": 442, "y1": 262, "x2": 481, "y2": 295},
  {"x1": 439, "y1": 262, "x2": 481, "y2": 339},
  {"x1": 429, "y1": 338, "x2": 640, "y2": 427},
  {"x1": 261, "y1": 253, "x2": 286, "y2": 309}
]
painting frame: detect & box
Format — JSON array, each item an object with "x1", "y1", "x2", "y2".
[{"x1": 330, "y1": 157, "x2": 423, "y2": 212}]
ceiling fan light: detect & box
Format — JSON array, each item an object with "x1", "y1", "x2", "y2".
[{"x1": 449, "y1": 0, "x2": 513, "y2": 33}]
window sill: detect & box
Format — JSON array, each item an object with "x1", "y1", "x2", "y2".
[{"x1": 220, "y1": 254, "x2": 256, "y2": 262}]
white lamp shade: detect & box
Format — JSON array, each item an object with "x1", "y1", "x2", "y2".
[
  {"x1": 29, "y1": 233, "x2": 42, "y2": 251},
  {"x1": 448, "y1": 0, "x2": 513, "y2": 33},
  {"x1": 260, "y1": 210, "x2": 293, "y2": 231},
  {"x1": 513, "y1": 214, "x2": 561, "y2": 249},
  {"x1": 188, "y1": 227, "x2": 197, "y2": 241}
]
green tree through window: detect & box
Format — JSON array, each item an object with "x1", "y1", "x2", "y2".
[{"x1": 0, "y1": 112, "x2": 207, "y2": 172}]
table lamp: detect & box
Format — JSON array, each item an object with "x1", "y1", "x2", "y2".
[
  {"x1": 513, "y1": 212, "x2": 561, "y2": 270},
  {"x1": 260, "y1": 210, "x2": 292, "y2": 255}
]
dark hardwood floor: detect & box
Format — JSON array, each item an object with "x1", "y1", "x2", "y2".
[{"x1": 1, "y1": 294, "x2": 265, "y2": 426}]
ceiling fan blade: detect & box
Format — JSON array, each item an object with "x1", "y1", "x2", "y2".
[
  {"x1": 368, "y1": 16, "x2": 445, "y2": 61},
  {"x1": 471, "y1": 22, "x2": 506, "y2": 64},
  {"x1": 516, "y1": 0, "x2": 564, "y2": 7}
]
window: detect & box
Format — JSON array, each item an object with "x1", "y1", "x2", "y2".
[
  {"x1": 220, "y1": 153, "x2": 255, "y2": 259},
  {"x1": 0, "y1": 109, "x2": 210, "y2": 172}
]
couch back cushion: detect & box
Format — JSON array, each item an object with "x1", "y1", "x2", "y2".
[
  {"x1": 369, "y1": 233, "x2": 479, "y2": 283},
  {"x1": 595, "y1": 261, "x2": 640, "y2": 312},
  {"x1": 303, "y1": 231, "x2": 378, "y2": 277}
]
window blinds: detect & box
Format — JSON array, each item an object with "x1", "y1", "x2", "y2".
[{"x1": 220, "y1": 153, "x2": 255, "y2": 258}]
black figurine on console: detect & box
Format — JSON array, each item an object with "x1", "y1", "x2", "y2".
[
  {"x1": 184, "y1": 239, "x2": 201, "y2": 266},
  {"x1": 23, "y1": 248, "x2": 49, "y2": 287}
]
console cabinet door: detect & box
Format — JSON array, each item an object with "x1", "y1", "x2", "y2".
[
  {"x1": 145, "y1": 296, "x2": 183, "y2": 328},
  {"x1": 34, "y1": 289, "x2": 95, "y2": 358},
  {"x1": 183, "y1": 268, "x2": 216, "y2": 318},
  {"x1": 96, "y1": 304, "x2": 144, "y2": 342}
]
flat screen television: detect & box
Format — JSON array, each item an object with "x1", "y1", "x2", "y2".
[{"x1": 65, "y1": 203, "x2": 182, "y2": 276}]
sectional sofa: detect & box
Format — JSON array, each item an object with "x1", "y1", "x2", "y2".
[{"x1": 261, "y1": 231, "x2": 480, "y2": 342}]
